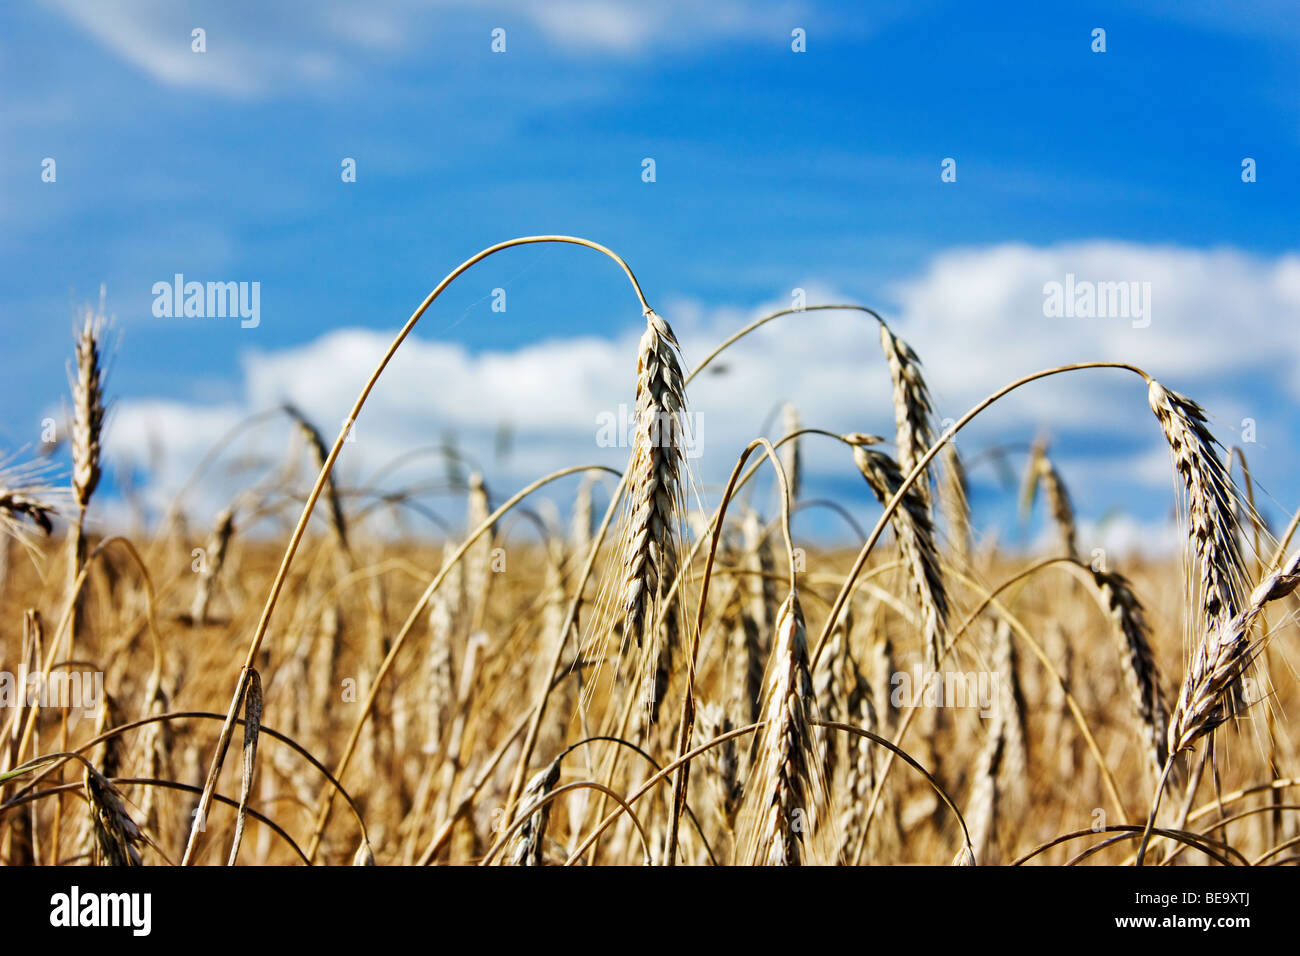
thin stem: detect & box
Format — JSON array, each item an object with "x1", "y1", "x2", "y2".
[
  {"x1": 1135, "y1": 757, "x2": 1176, "y2": 866},
  {"x1": 184, "y1": 236, "x2": 651, "y2": 864},
  {"x1": 685, "y1": 304, "x2": 886, "y2": 386},
  {"x1": 810, "y1": 362, "x2": 1150, "y2": 669},
  {"x1": 303, "y1": 464, "x2": 621, "y2": 859},
  {"x1": 665, "y1": 438, "x2": 793, "y2": 865}
]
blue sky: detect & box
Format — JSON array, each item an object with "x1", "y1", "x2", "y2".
[{"x1": 2, "y1": 1, "x2": 1298, "y2": 548}]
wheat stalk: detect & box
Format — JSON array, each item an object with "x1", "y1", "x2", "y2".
[
  {"x1": 424, "y1": 560, "x2": 458, "y2": 756},
  {"x1": 83, "y1": 764, "x2": 144, "y2": 866},
  {"x1": 1147, "y1": 381, "x2": 1248, "y2": 642},
  {"x1": 283, "y1": 403, "x2": 349, "y2": 553},
  {"x1": 616, "y1": 309, "x2": 688, "y2": 710},
  {"x1": 0, "y1": 487, "x2": 57, "y2": 538},
  {"x1": 813, "y1": 603, "x2": 852, "y2": 782},
  {"x1": 993, "y1": 619, "x2": 1028, "y2": 809},
  {"x1": 1167, "y1": 549, "x2": 1300, "y2": 758},
  {"x1": 466, "y1": 472, "x2": 493, "y2": 631},
  {"x1": 507, "y1": 757, "x2": 562, "y2": 866},
  {"x1": 879, "y1": 324, "x2": 936, "y2": 505},
  {"x1": 190, "y1": 506, "x2": 234, "y2": 626},
  {"x1": 1136, "y1": 550, "x2": 1300, "y2": 865},
  {"x1": 1091, "y1": 568, "x2": 1171, "y2": 776},
  {"x1": 226, "y1": 667, "x2": 263, "y2": 865},
  {"x1": 780, "y1": 402, "x2": 802, "y2": 502},
  {"x1": 71, "y1": 309, "x2": 105, "y2": 515},
  {"x1": 571, "y1": 471, "x2": 595, "y2": 555},
  {"x1": 938, "y1": 443, "x2": 971, "y2": 563},
  {"x1": 698, "y1": 700, "x2": 742, "y2": 827},
  {"x1": 837, "y1": 661, "x2": 877, "y2": 861},
  {"x1": 1023, "y1": 440, "x2": 1077, "y2": 560},
  {"x1": 852, "y1": 442, "x2": 950, "y2": 671},
  {"x1": 742, "y1": 591, "x2": 821, "y2": 865}
]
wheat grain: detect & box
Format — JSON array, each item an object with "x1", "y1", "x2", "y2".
[
  {"x1": 70, "y1": 309, "x2": 105, "y2": 512},
  {"x1": 1167, "y1": 550, "x2": 1300, "y2": 757},
  {"x1": 616, "y1": 309, "x2": 688, "y2": 713},
  {"x1": 1092, "y1": 568, "x2": 1171, "y2": 776},
  {"x1": 879, "y1": 324, "x2": 935, "y2": 504},
  {"x1": 507, "y1": 757, "x2": 562, "y2": 866},
  {"x1": 83, "y1": 764, "x2": 144, "y2": 866},
  {"x1": 742, "y1": 591, "x2": 821, "y2": 865},
  {"x1": 226, "y1": 668, "x2": 263, "y2": 865},
  {"x1": 698, "y1": 700, "x2": 742, "y2": 826},
  {"x1": 1024, "y1": 441, "x2": 1077, "y2": 560},
  {"x1": 852, "y1": 443, "x2": 950, "y2": 671},
  {"x1": 1147, "y1": 382, "x2": 1248, "y2": 639}
]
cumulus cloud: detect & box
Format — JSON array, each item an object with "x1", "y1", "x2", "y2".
[{"x1": 100, "y1": 241, "x2": 1300, "y2": 546}]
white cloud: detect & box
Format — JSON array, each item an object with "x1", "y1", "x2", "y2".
[
  {"x1": 1026, "y1": 514, "x2": 1183, "y2": 562},
  {"x1": 892, "y1": 241, "x2": 1300, "y2": 430},
  {"x1": 44, "y1": 0, "x2": 813, "y2": 96},
  {"x1": 102, "y1": 241, "x2": 1300, "y2": 541}
]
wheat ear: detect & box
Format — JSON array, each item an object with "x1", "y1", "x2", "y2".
[
  {"x1": 1147, "y1": 381, "x2": 1248, "y2": 639},
  {"x1": 190, "y1": 506, "x2": 234, "y2": 626},
  {"x1": 507, "y1": 757, "x2": 563, "y2": 866},
  {"x1": 1091, "y1": 569, "x2": 1171, "y2": 776},
  {"x1": 743, "y1": 591, "x2": 821, "y2": 865},
  {"x1": 879, "y1": 324, "x2": 936, "y2": 505},
  {"x1": 1023, "y1": 440, "x2": 1077, "y2": 560},
  {"x1": 1167, "y1": 549, "x2": 1300, "y2": 757},
  {"x1": 852, "y1": 443, "x2": 950, "y2": 671},
  {"x1": 618, "y1": 310, "x2": 688, "y2": 703},
  {"x1": 83, "y1": 764, "x2": 144, "y2": 866}
]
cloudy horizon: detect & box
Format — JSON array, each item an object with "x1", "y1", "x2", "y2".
[{"x1": 4, "y1": 1, "x2": 1297, "y2": 555}]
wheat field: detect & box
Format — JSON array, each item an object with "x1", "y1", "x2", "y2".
[{"x1": 2, "y1": 237, "x2": 1298, "y2": 867}]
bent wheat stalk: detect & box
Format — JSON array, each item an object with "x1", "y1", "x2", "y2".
[
  {"x1": 811, "y1": 361, "x2": 1153, "y2": 670},
  {"x1": 852, "y1": 442, "x2": 949, "y2": 671},
  {"x1": 1135, "y1": 549, "x2": 1300, "y2": 865},
  {"x1": 183, "y1": 236, "x2": 653, "y2": 865}
]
